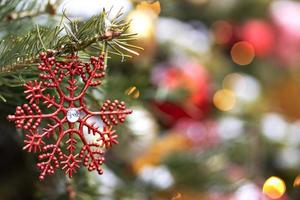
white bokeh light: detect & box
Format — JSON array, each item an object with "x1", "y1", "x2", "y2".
[
  {"x1": 138, "y1": 165, "x2": 174, "y2": 190},
  {"x1": 157, "y1": 18, "x2": 211, "y2": 54},
  {"x1": 60, "y1": 0, "x2": 132, "y2": 19},
  {"x1": 90, "y1": 167, "x2": 122, "y2": 199},
  {"x1": 261, "y1": 113, "x2": 288, "y2": 142},
  {"x1": 287, "y1": 121, "x2": 300, "y2": 145},
  {"x1": 128, "y1": 9, "x2": 155, "y2": 38},
  {"x1": 232, "y1": 75, "x2": 261, "y2": 103},
  {"x1": 234, "y1": 183, "x2": 261, "y2": 200},
  {"x1": 271, "y1": 0, "x2": 300, "y2": 38},
  {"x1": 276, "y1": 147, "x2": 300, "y2": 169},
  {"x1": 217, "y1": 116, "x2": 244, "y2": 140},
  {"x1": 127, "y1": 107, "x2": 157, "y2": 137}
]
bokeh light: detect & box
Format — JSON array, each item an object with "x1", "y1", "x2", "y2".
[
  {"x1": 138, "y1": 165, "x2": 174, "y2": 189},
  {"x1": 157, "y1": 18, "x2": 211, "y2": 54},
  {"x1": 231, "y1": 41, "x2": 255, "y2": 65},
  {"x1": 277, "y1": 147, "x2": 300, "y2": 169},
  {"x1": 128, "y1": 9, "x2": 155, "y2": 38},
  {"x1": 294, "y1": 175, "x2": 300, "y2": 187},
  {"x1": 261, "y1": 113, "x2": 288, "y2": 142},
  {"x1": 217, "y1": 116, "x2": 244, "y2": 140},
  {"x1": 213, "y1": 89, "x2": 236, "y2": 111},
  {"x1": 287, "y1": 121, "x2": 300, "y2": 146},
  {"x1": 234, "y1": 183, "x2": 261, "y2": 200},
  {"x1": 262, "y1": 176, "x2": 286, "y2": 199},
  {"x1": 127, "y1": 106, "x2": 157, "y2": 137},
  {"x1": 223, "y1": 73, "x2": 243, "y2": 89},
  {"x1": 223, "y1": 73, "x2": 260, "y2": 103},
  {"x1": 136, "y1": 1, "x2": 161, "y2": 15},
  {"x1": 125, "y1": 86, "x2": 140, "y2": 99},
  {"x1": 241, "y1": 20, "x2": 275, "y2": 56},
  {"x1": 60, "y1": 0, "x2": 132, "y2": 18},
  {"x1": 212, "y1": 20, "x2": 233, "y2": 44}
]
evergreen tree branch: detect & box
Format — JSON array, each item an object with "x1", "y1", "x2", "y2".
[
  {"x1": 0, "y1": 10, "x2": 140, "y2": 75},
  {"x1": 0, "y1": 0, "x2": 60, "y2": 23},
  {"x1": 0, "y1": 8, "x2": 142, "y2": 103}
]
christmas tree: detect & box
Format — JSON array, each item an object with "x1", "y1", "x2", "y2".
[{"x1": 1, "y1": 0, "x2": 300, "y2": 199}]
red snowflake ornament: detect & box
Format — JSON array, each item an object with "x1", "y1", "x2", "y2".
[{"x1": 7, "y1": 51, "x2": 132, "y2": 180}]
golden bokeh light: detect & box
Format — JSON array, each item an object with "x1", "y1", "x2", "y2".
[
  {"x1": 231, "y1": 41, "x2": 255, "y2": 66},
  {"x1": 263, "y1": 176, "x2": 286, "y2": 199},
  {"x1": 125, "y1": 86, "x2": 140, "y2": 99},
  {"x1": 294, "y1": 175, "x2": 300, "y2": 187},
  {"x1": 213, "y1": 89, "x2": 236, "y2": 111},
  {"x1": 222, "y1": 73, "x2": 243, "y2": 89},
  {"x1": 128, "y1": 9, "x2": 155, "y2": 38},
  {"x1": 136, "y1": 1, "x2": 161, "y2": 15}
]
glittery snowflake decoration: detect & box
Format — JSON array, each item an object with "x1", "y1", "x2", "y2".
[{"x1": 7, "y1": 51, "x2": 132, "y2": 180}]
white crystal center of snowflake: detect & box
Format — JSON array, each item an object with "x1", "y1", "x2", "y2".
[{"x1": 67, "y1": 108, "x2": 80, "y2": 123}]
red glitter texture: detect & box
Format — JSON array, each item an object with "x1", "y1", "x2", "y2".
[{"x1": 7, "y1": 51, "x2": 132, "y2": 180}]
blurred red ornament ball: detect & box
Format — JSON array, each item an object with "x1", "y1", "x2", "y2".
[
  {"x1": 240, "y1": 20, "x2": 275, "y2": 57},
  {"x1": 151, "y1": 61, "x2": 211, "y2": 125}
]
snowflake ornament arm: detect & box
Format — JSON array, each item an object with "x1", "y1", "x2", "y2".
[{"x1": 7, "y1": 51, "x2": 132, "y2": 180}]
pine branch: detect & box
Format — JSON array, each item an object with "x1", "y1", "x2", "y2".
[
  {"x1": 0, "y1": 10, "x2": 141, "y2": 75},
  {"x1": 0, "y1": 0, "x2": 60, "y2": 22},
  {"x1": 0, "y1": 8, "x2": 142, "y2": 102}
]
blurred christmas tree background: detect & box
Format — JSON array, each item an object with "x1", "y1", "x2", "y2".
[{"x1": 1, "y1": 0, "x2": 300, "y2": 199}]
